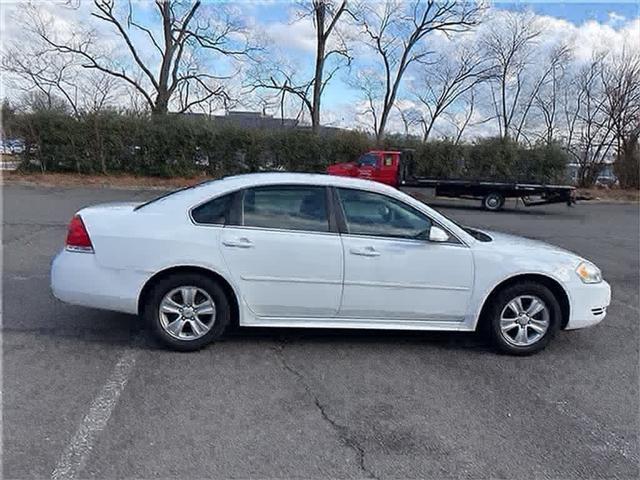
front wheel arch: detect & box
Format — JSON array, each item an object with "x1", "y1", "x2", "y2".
[
  {"x1": 477, "y1": 274, "x2": 570, "y2": 331},
  {"x1": 137, "y1": 266, "x2": 240, "y2": 327}
]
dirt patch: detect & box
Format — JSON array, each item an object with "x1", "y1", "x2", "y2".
[
  {"x1": 1, "y1": 171, "x2": 210, "y2": 190},
  {"x1": 576, "y1": 187, "x2": 640, "y2": 203}
]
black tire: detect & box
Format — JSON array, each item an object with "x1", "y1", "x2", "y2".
[
  {"x1": 143, "y1": 273, "x2": 231, "y2": 351},
  {"x1": 484, "y1": 281, "x2": 561, "y2": 355},
  {"x1": 482, "y1": 192, "x2": 505, "y2": 211}
]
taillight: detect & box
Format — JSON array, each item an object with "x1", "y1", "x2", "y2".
[{"x1": 66, "y1": 215, "x2": 94, "y2": 253}]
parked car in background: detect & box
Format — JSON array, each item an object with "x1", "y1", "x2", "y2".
[
  {"x1": 51, "y1": 173, "x2": 610, "y2": 355},
  {"x1": 0, "y1": 138, "x2": 25, "y2": 155}
]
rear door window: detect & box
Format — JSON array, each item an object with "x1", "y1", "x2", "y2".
[{"x1": 241, "y1": 186, "x2": 329, "y2": 233}]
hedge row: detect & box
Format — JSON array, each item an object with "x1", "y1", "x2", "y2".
[{"x1": 2, "y1": 111, "x2": 569, "y2": 183}]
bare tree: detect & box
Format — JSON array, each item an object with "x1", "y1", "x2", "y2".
[
  {"x1": 394, "y1": 103, "x2": 422, "y2": 138},
  {"x1": 533, "y1": 47, "x2": 570, "y2": 145},
  {"x1": 481, "y1": 11, "x2": 541, "y2": 139},
  {"x1": 562, "y1": 55, "x2": 616, "y2": 187},
  {"x1": 482, "y1": 12, "x2": 573, "y2": 144},
  {"x1": 28, "y1": 0, "x2": 254, "y2": 114},
  {"x1": 442, "y1": 89, "x2": 485, "y2": 145},
  {"x1": 251, "y1": 0, "x2": 351, "y2": 133},
  {"x1": 2, "y1": 39, "x2": 82, "y2": 115},
  {"x1": 81, "y1": 73, "x2": 121, "y2": 113},
  {"x1": 3, "y1": 5, "x2": 130, "y2": 115},
  {"x1": 602, "y1": 50, "x2": 640, "y2": 188},
  {"x1": 413, "y1": 46, "x2": 492, "y2": 142},
  {"x1": 354, "y1": 0, "x2": 482, "y2": 143},
  {"x1": 512, "y1": 43, "x2": 571, "y2": 144}
]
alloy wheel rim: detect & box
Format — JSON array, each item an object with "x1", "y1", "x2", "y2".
[
  {"x1": 159, "y1": 286, "x2": 216, "y2": 340},
  {"x1": 499, "y1": 295, "x2": 550, "y2": 347}
]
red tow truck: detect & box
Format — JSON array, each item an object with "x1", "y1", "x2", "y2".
[{"x1": 327, "y1": 150, "x2": 575, "y2": 211}]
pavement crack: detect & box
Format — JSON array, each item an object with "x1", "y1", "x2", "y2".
[
  {"x1": 273, "y1": 342, "x2": 379, "y2": 480},
  {"x1": 4, "y1": 223, "x2": 62, "y2": 246}
]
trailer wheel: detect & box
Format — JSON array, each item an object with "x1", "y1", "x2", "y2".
[{"x1": 483, "y1": 192, "x2": 505, "y2": 211}]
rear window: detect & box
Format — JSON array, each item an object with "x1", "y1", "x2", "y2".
[
  {"x1": 135, "y1": 180, "x2": 215, "y2": 211},
  {"x1": 241, "y1": 186, "x2": 328, "y2": 232}
]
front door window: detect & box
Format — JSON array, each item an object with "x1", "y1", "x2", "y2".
[{"x1": 337, "y1": 188, "x2": 432, "y2": 239}]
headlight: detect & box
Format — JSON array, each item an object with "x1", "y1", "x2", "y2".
[{"x1": 576, "y1": 261, "x2": 602, "y2": 284}]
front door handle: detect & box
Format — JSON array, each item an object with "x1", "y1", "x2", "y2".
[
  {"x1": 223, "y1": 237, "x2": 253, "y2": 248},
  {"x1": 350, "y1": 246, "x2": 380, "y2": 257}
]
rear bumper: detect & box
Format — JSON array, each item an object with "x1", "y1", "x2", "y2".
[
  {"x1": 565, "y1": 280, "x2": 611, "y2": 330},
  {"x1": 51, "y1": 250, "x2": 144, "y2": 315}
]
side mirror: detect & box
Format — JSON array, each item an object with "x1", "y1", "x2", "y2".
[{"x1": 429, "y1": 226, "x2": 450, "y2": 243}]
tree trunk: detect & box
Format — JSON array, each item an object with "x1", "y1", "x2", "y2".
[
  {"x1": 311, "y1": 3, "x2": 326, "y2": 135},
  {"x1": 152, "y1": 91, "x2": 170, "y2": 115},
  {"x1": 376, "y1": 108, "x2": 391, "y2": 145},
  {"x1": 422, "y1": 121, "x2": 434, "y2": 143}
]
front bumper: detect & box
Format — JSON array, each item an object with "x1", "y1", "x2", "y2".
[{"x1": 565, "y1": 280, "x2": 611, "y2": 330}]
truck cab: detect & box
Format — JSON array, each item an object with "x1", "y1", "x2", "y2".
[{"x1": 326, "y1": 150, "x2": 404, "y2": 186}]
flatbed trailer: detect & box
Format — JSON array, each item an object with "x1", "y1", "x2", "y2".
[
  {"x1": 328, "y1": 149, "x2": 576, "y2": 211},
  {"x1": 399, "y1": 177, "x2": 576, "y2": 211}
]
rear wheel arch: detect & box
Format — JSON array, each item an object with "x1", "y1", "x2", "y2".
[
  {"x1": 138, "y1": 266, "x2": 240, "y2": 327},
  {"x1": 477, "y1": 273, "x2": 570, "y2": 330}
]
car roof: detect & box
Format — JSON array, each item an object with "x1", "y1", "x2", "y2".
[
  {"x1": 139, "y1": 172, "x2": 475, "y2": 245},
  {"x1": 143, "y1": 172, "x2": 403, "y2": 210},
  {"x1": 218, "y1": 172, "x2": 396, "y2": 190}
]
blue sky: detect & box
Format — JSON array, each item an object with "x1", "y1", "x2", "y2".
[
  {"x1": 247, "y1": 1, "x2": 640, "y2": 25},
  {"x1": 499, "y1": 1, "x2": 639, "y2": 23}
]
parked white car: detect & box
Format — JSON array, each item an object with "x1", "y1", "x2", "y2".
[{"x1": 51, "y1": 173, "x2": 610, "y2": 355}]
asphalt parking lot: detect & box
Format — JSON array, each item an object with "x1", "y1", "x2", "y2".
[{"x1": 3, "y1": 183, "x2": 639, "y2": 479}]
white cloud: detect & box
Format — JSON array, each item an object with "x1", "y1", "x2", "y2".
[
  {"x1": 263, "y1": 9, "x2": 317, "y2": 53},
  {"x1": 608, "y1": 11, "x2": 626, "y2": 26}
]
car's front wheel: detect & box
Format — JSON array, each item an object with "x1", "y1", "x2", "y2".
[
  {"x1": 144, "y1": 273, "x2": 230, "y2": 351},
  {"x1": 486, "y1": 282, "x2": 561, "y2": 355}
]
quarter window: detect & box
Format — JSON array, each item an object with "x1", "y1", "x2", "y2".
[
  {"x1": 337, "y1": 188, "x2": 431, "y2": 239},
  {"x1": 242, "y1": 186, "x2": 329, "y2": 232},
  {"x1": 191, "y1": 193, "x2": 233, "y2": 225}
]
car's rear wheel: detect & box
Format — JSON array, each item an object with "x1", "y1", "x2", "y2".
[
  {"x1": 485, "y1": 282, "x2": 561, "y2": 355},
  {"x1": 144, "y1": 273, "x2": 230, "y2": 351}
]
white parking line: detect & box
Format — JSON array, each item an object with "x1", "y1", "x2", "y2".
[{"x1": 51, "y1": 348, "x2": 139, "y2": 480}]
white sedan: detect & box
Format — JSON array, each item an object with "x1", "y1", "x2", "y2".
[{"x1": 51, "y1": 173, "x2": 611, "y2": 355}]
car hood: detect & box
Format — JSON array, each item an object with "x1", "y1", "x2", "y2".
[{"x1": 477, "y1": 229, "x2": 582, "y2": 262}]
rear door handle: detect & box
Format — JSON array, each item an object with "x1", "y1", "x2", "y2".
[
  {"x1": 223, "y1": 237, "x2": 253, "y2": 248},
  {"x1": 350, "y1": 246, "x2": 380, "y2": 257}
]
